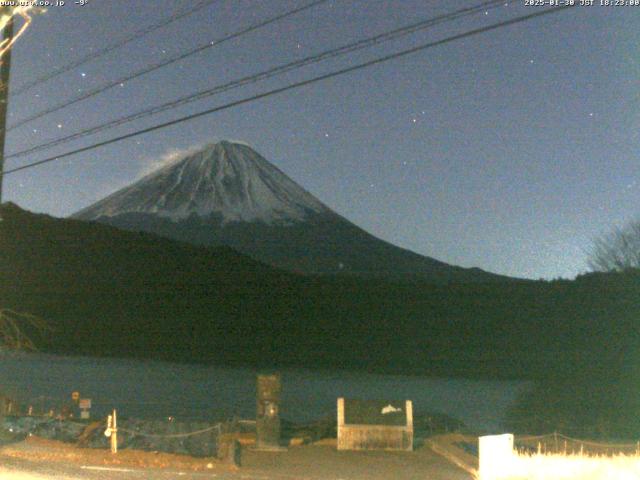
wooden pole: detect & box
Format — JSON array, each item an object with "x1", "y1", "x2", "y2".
[
  {"x1": 0, "y1": 9, "x2": 13, "y2": 203},
  {"x1": 405, "y1": 400, "x2": 413, "y2": 452},
  {"x1": 337, "y1": 398, "x2": 344, "y2": 450},
  {"x1": 110, "y1": 409, "x2": 118, "y2": 454}
]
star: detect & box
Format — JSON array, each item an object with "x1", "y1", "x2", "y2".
[
  {"x1": 80, "y1": 72, "x2": 86, "y2": 78},
  {"x1": 57, "y1": 124, "x2": 63, "y2": 129}
]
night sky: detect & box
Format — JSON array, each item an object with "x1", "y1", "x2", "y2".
[{"x1": 2, "y1": 0, "x2": 638, "y2": 280}]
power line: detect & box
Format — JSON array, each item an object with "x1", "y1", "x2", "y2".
[
  {"x1": 6, "y1": 0, "x2": 508, "y2": 160},
  {"x1": 5, "y1": 0, "x2": 331, "y2": 132},
  {"x1": 1, "y1": 5, "x2": 574, "y2": 179},
  {"x1": 8, "y1": 0, "x2": 221, "y2": 97}
]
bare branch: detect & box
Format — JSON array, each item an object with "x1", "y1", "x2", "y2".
[{"x1": 588, "y1": 220, "x2": 640, "y2": 272}]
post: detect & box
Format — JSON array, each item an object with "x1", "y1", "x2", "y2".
[
  {"x1": 0, "y1": 9, "x2": 13, "y2": 203},
  {"x1": 110, "y1": 408, "x2": 118, "y2": 454},
  {"x1": 405, "y1": 400, "x2": 413, "y2": 429},
  {"x1": 337, "y1": 397, "x2": 345, "y2": 450},
  {"x1": 405, "y1": 400, "x2": 414, "y2": 451},
  {"x1": 256, "y1": 373, "x2": 283, "y2": 450}
]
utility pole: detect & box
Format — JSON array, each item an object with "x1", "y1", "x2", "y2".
[{"x1": 0, "y1": 9, "x2": 13, "y2": 204}]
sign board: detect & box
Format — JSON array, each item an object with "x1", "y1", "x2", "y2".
[
  {"x1": 337, "y1": 398, "x2": 413, "y2": 451},
  {"x1": 80, "y1": 410, "x2": 90, "y2": 419},
  {"x1": 79, "y1": 398, "x2": 91, "y2": 409},
  {"x1": 343, "y1": 399, "x2": 407, "y2": 426}
]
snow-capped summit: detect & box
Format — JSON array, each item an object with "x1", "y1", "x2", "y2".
[
  {"x1": 73, "y1": 140, "x2": 510, "y2": 282},
  {"x1": 74, "y1": 141, "x2": 328, "y2": 224}
]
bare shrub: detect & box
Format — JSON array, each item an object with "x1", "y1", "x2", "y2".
[{"x1": 588, "y1": 220, "x2": 640, "y2": 272}]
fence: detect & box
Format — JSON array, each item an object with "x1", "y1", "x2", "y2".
[
  {"x1": 514, "y1": 432, "x2": 640, "y2": 457},
  {"x1": 0, "y1": 386, "x2": 339, "y2": 445},
  {"x1": 0, "y1": 389, "x2": 335, "y2": 460},
  {"x1": 9, "y1": 394, "x2": 226, "y2": 423},
  {"x1": 0, "y1": 412, "x2": 240, "y2": 458}
]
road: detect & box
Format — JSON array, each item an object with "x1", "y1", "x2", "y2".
[
  {"x1": 0, "y1": 449, "x2": 473, "y2": 480},
  {"x1": 0, "y1": 437, "x2": 474, "y2": 480}
]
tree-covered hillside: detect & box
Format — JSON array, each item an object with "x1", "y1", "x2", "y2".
[{"x1": 1, "y1": 203, "x2": 638, "y2": 386}]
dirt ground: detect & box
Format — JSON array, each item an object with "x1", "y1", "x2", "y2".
[
  {"x1": 0, "y1": 435, "x2": 476, "y2": 480},
  {"x1": 0, "y1": 436, "x2": 233, "y2": 471}
]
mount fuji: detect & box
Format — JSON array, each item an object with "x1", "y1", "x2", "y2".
[{"x1": 73, "y1": 141, "x2": 509, "y2": 282}]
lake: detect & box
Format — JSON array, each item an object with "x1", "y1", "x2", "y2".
[{"x1": 0, "y1": 352, "x2": 528, "y2": 434}]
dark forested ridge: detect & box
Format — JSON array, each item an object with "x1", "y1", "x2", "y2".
[
  {"x1": 1, "y1": 203, "x2": 638, "y2": 387},
  {"x1": 88, "y1": 210, "x2": 514, "y2": 283}
]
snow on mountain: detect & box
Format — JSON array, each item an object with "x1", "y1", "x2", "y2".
[
  {"x1": 74, "y1": 141, "x2": 329, "y2": 224},
  {"x1": 72, "y1": 139, "x2": 513, "y2": 282}
]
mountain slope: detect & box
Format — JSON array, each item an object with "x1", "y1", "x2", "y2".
[
  {"x1": 2, "y1": 203, "x2": 638, "y2": 384},
  {"x1": 0, "y1": 202, "x2": 300, "y2": 363},
  {"x1": 73, "y1": 141, "x2": 511, "y2": 283}
]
